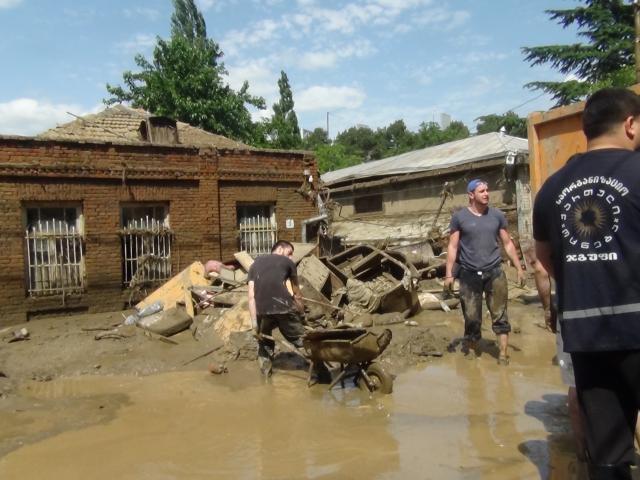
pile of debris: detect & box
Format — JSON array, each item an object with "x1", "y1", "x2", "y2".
[{"x1": 119, "y1": 242, "x2": 458, "y2": 341}]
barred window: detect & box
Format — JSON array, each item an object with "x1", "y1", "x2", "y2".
[
  {"x1": 121, "y1": 204, "x2": 172, "y2": 288},
  {"x1": 24, "y1": 205, "x2": 85, "y2": 297},
  {"x1": 237, "y1": 204, "x2": 276, "y2": 257}
]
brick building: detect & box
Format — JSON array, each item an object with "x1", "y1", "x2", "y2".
[{"x1": 0, "y1": 106, "x2": 318, "y2": 324}]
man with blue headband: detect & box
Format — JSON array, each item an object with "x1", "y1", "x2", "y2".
[{"x1": 445, "y1": 178, "x2": 524, "y2": 365}]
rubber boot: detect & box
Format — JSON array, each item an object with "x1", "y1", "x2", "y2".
[{"x1": 587, "y1": 463, "x2": 632, "y2": 480}]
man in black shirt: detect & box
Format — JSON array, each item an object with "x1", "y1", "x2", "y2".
[
  {"x1": 248, "y1": 240, "x2": 305, "y2": 377},
  {"x1": 534, "y1": 88, "x2": 640, "y2": 479}
]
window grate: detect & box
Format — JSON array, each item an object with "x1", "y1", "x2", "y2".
[
  {"x1": 238, "y1": 209, "x2": 276, "y2": 257},
  {"x1": 121, "y1": 217, "x2": 173, "y2": 288},
  {"x1": 25, "y1": 220, "x2": 85, "y2": 296}
]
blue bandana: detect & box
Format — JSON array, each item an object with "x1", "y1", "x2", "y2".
[{"x1": 467, "y1": 179, "x2": 486, "y2": 193}]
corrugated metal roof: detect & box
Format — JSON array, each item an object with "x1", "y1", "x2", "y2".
[{"x1": 322, "y1": 132, "x2": 528, "y2": 185}]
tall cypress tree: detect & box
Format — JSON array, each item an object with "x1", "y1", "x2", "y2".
[
  {"x1": 267, "y1": 71, "x2": 302, "y2": 149},
  {"x1": 522, "y1": 0, "x2": 635, "y2": 106},
  {"x1": 171, "y1": 0, "x2": 207, "y2": 40}
]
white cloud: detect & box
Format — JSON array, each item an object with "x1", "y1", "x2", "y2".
[
  {"x1": 296, "y1": 85, "x2": 366, "y2": 112},
  {"x1": 222, "y1": 0, "x2": 462, "y2": 58},
  {"x1": 0, "y1": 0, "x2": 21, "y2": 8},
  {"x1": 300, "y1": 51, "x2": 338, "y2": 70},
  {"x1": 123, "y1": 7, "x2": 160, "y2": 22},
  {"x1": 299, "y1": 39, "x2": 375, "y2": 70},
  {"x1": 115, "y1": 33, "x2": 156, "y2": 54},
  {"x1": 222, "y1": 19, "x2": 280, "y2": 56},
  {"x1": 410, "y1": 50, "x2": 508, "y2": 84},
  {"x1": 0, "y1": 98, "x2": 93, "y2": 136},
  {"x1": 227, "y1": 60, "x2": 278, "y2": 99},
  {"x1": 413, "y1": 7, "x2": 470, "y2": 31}
]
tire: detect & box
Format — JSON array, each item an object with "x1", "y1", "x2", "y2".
[{"x1": 357, "y1": 363, "x2": 393, "y2": 394}]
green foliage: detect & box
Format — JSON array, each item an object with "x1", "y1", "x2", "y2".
[
  {"x1": 171, "y1": 0, "x2": 206, "y2": 40},
  {"x1": 105, "y1": 0, "x2": 265, "y2": 144},
  {"x1": 415, "y1": 120, "x2": 470, "y2": 148},
  {"x1": 302, "y1": 127, "x2": 330, "y2": 150},
  {"x1": 376, "y1": 120, "x2": 418, "y2": 158},
  {"x1": 335, "y1": 125, "x2": 381, "y2": 161},
  {"x1": 522, "y1": 0, "x2": 635, "y2": 106},
  {"x1": 316, "y1": 119, "x2": 470, "y2": 173},
  {"x1": 264, "y1": 71, "x2": 302, "y2": 149},
  {"x1": 475, "y1": 112, "x2": 527, "y2": 138},
  {"x1": 315, "y1": 144, "x2": 361, "y2": 174}
]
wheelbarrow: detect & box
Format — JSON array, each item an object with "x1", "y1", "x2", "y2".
[{"x1": 302, "y1": 328, "x2": 393, "y2": 394}]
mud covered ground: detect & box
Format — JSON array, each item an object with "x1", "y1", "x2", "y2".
[{"x1": 0, "y1": 296, "x2": 548, "y2": 455}]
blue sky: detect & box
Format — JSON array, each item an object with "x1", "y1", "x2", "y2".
[{"x1": 0, "y1": 0, "x2": 581, "y2": 138}]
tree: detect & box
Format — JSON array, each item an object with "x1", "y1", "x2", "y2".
[
  {"x1": 335, "y1": 125, "x2": 382, "y2": 161},
  {"x1": 171, "y1": 0, "x2": 206, "y2": 40},
  {"x1": 440, "y1": 121, "x2": 470, "y2": 144},
  {"x1": 315, "y1": 144, "x2": 361, "y2": 173},
  {"x1": 265, "y1": 71, "x2": 302, "y2": 149},
  {"x1": 302, "y1": 127, "x2": 329, "y2": 150},
  {"x1": 522, "y1": 0, "x2": 634, "y2": 106},
  {"x1": 415, "y1": 120, "x2": 469, "y2": 149},
  {"x1": 475, "y1": 112, "x2": 527, "y2": 138},
  {"x1": 105, "y1": 0, "x2": 265, "y2": 143},
  {"x1": 377, "y1": 120, "x2": 417, "y2": 157}
]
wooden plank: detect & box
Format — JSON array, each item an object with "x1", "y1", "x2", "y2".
[
  {"x1": 135, "y1": 261, "x2": 209, "y2": 318},
  {"x1": 233, "y1": 251, "x2": 254, "y2": 270},
  {"x1": 298, "y1": 255, "x2": 330, "y2": 293},
  {"x1": 290, "y1": 242, "x2": 317, "y2": 264}
]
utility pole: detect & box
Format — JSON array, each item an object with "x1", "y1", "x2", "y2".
[
  {"x1": 326, "y1": 112, "x2": 330, "y2": 139},
  {"x1": 636, "y1": 0, "x2": 640, "y2": 83}
]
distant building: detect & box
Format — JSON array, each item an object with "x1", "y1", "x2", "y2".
[
  {"x1": 439, "y1": 113, "x2": 451, "y2": 129},
  {"x1": 321, "y1": 132, "x2": 530, "y2": 248}
]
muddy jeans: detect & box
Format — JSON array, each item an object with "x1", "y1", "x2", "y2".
[
  {"x1": 257, "y1": 312, "x2": 305, "y2": 359},
  {"x1": 458, "y1": 265, "x2": 510, "y2": 342}
]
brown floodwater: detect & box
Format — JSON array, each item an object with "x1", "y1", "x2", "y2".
[{"x1": 0, "y1": 326, "x2": 583, "y2": 479}]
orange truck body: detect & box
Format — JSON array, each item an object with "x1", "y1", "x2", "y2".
[{"x1": 527, "y1": 84, "x2": 640, "y2": 196}]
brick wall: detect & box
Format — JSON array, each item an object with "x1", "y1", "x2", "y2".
[{"x1": 0, "y1": 137, "x2": 317, "y2": 324}]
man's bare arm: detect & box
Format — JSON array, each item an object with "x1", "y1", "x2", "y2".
[
  {"x1": 289, "y1": 277, "x2": 305, "y2": 313},
  {"x1": 499, "y1": 229, "x2": 524, "y2": 285},
  {"x1": 248, "y1": 281, "x2": 258, "y2": 330},
  {"x1": 535, "y1": 240, "x2": 555, "y2": 279},
  {"x1": 445, "y1": 231, "x2": 460, "y2": 290},
  {"x1": 524, "y1": 242, "x2": 556, "y2": 332}
]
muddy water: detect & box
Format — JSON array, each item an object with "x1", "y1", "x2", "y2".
[{"x1": 0, "y1": 329, "x2": 579, "y2": 479}]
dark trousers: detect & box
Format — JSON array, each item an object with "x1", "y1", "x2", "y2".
[
  {"x1": 257, "y1": 312, "x2": 305, "y2": 359},
  {"x1": 571, "y1": 350, "x2": 640, "y2": 478},
  {"x1": 458, "y1": 266, "x2": 510, "y2": 342}
]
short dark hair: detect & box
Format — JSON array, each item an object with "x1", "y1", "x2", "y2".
[
  {"x1": 583, "y1": 88, "x2": 640, "y2": 140},
  {"x1": 271, "y1": 240, "x2": 294, "y2": 253}
]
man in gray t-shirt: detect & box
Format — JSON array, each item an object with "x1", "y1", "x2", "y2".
[{"x1": 445, "y1": 179, "x2": 524, "y2": 365}]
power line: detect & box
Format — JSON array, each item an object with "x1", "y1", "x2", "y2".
[{"x1": 506, "y1": 92, "x2": 547, "y2": 113}]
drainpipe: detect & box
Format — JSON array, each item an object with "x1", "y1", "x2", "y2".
[{"x1": 301, "y1": 214, "x2": 328, "y2": 243}]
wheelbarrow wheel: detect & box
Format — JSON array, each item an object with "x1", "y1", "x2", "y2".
[{"x1": 358, "y1": 363, "x2": 393, "y2": 394}]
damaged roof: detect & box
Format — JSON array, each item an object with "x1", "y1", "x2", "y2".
[
  {"x1": 322, "y1": 132, "x2": 528, "y2": 186},
  {"x1": 37, "y1": 104, "x2": 249, "y2": 150}
]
